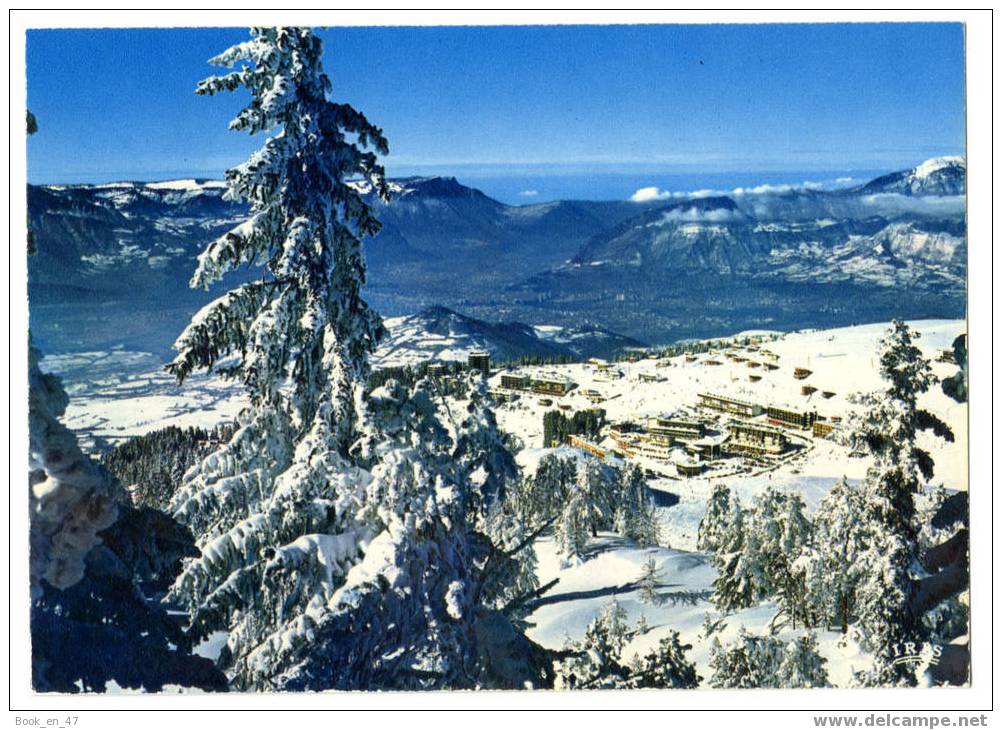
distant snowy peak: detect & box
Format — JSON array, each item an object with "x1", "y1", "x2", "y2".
[
  {"x1": 856, "y1": 156, "x2": 966, "y2": 197},
  {"x1": 350, "y1": 175, "x2": 494, "y2": 202},
  {"x1": 913, "y1": 156, "x2": 965, "y2": 179},
  {"x1": 50, "y1": 179, "x2": 228, "y2": 193},
  {"x1": 372, "y1": 305, "x2": 643, "y2": 368}
]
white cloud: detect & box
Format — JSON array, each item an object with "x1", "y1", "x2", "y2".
[
  {"x1": 631, "y1": 186, "x2": 669, "y2": 202},
  {"x1": 518, "y1": 189, "x2": 539, "y2": 197},
  {"x1": 858, "y1": 193, "x2": 966, "y2": 217},
  {"x1": 646, "y1": 206, "x2": 743, "y2": 226}
]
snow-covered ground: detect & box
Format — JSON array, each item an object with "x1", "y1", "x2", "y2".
[
  {"x1": 494, "y1": 318, "x2": 966, "y2": 551},
  {"x1": 40, "y1": 318, "x2": 966, "y2": 688},
  {"x1": 526, "y1": 533, "x2": 872, "y2": 687},
  {"x1": 39, "y1": 349, "x2": 247, "y2": 451}
]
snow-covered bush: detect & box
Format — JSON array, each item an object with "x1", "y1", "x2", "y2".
[
  {"x1": 708, "y1": 629, "x2": 829, "y2": 688},
  {"x1": 555, "y1": 601, "x2": 699, "y2": 690}
]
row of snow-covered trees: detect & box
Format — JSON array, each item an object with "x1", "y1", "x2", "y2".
[
  {"x1": 512, "y1": 454, "x2": 660, "y2": 564},
  {"x1": 697, "y1": 321, "x2": 968, "y2": 686},
  {"x1": 102, "y1": 424, "x2": 236, "y2": 510},
  {"x1": 541, "y1": 407, "x2": 606, "y2": 448}
]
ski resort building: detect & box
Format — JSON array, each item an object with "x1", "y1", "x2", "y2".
[
  {"x1": 607, "y1": 422, "x2": 673, "y2": 462},
  {"x1": 489, "y1": 389, "x2": 519, "y2": 403},
  {"x1": 500, "y1": 374, "x2": 531, "y2": 391},
  {"x1": 697, "y1": 393, "x2": 764, "y2": 417},
  {"x1": 687, "y1": 435, "x2": 726, "y2": 461},
  {"x1": 726, "y1": 422, "x2": 788, "y2": 456},
  {"x1": 532, "y1": 377, "x2": 576, "y2": 396},
  {"x1": 766, "y1": 405, "x2": 818, "y2": 430},
  {"x1": 813, "y1": 421, "x2": 835, "y2": 439},
  {"x1": 646, "y1": 416, "x2": 705, "y2": 442},
  {"x1": 675, "y1": 459, "x2": 705, "y2": 477},
  {"x1": 568, "y1": 435, "x2": 607, "y2": 459},
  {"x1": 468, "y1": 351, "x2": 491, "y2": 376}
]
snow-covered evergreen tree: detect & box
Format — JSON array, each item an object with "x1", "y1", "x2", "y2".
[
  {"x1": 165, "y1": 27, "x2": 392, "y2": 686},
  {"x1": 706, "y1": 487, "x2": 812, "y2": 625},
  {"x1": 29, "y1": 344, "x2": 122, "y2": 598},
  {"x1": 555, "y1": 458, "x2": 615, "y2": 563},
  {"x1": 554, "y1": 600, "x2": 630, "y2": 689},
  {"x1": 515, "y1": 453, "x2": 576, "y2": 529},
  {"x1": 29, "y1": 345, "x2": 224, "y2": 692},
  {"x1": 165, "y1": 28, "x2": 547, "y2": 691},
  {"x1": 708, "y1": 498, "x2": 765, "y2": 613},
  {"x1": 626, "y1": 632, "x2": 700, "y2": 689},
  {"x1": 753, "y1": 488, "x2": 813, "y2": 629},
  {"x1": 638, "y1": 554, "x2": 661, "y2": 605},
  {"x1": 452, "y1": 375, "x2": 521, "y2": 524},
  {"x1": 614, "y1": 464, "x2": 660, "y2": 547},
  {"x1": 780, "y1": 633, "x2": 831, "y2": 688},
  {"x1": 846, "y1": 320, "x2": 955, "y2": 686},
  {"x1": 708, "y1": 629, "x2": 829, "y2": 688},
  {"x1": 697, "y1": 483, "x2": 734, "y2": 553},
  {"x1": 805, "y1": 477, "x2": 870, "y2": 632}
]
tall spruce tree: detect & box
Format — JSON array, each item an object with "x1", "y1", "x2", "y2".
[
  {"x1": 847, "y1": 320, "x2": 954, "y2": 686},
  {"x1": 165, "y1": 28, "x2": 391, "y2": 685},
  {"x1": 166, "y1": 29, "x2": 548, "y2": 690}
]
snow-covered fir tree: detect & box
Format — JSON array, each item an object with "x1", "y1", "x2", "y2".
[
  {"x1": 697, "y1": 483, "x2": 734, "y2": 553},
  {"x1": 514, "y1": 453, "x2": 576, "y2": 529},
  {"x1": 165, "y1": 27, "x2": 393, "y2": 686},
  {"x1": 804, "y1": 477, "x2": 870, "y2": 632},
  {"x1": 555, "y1": 600, "x2": 699, "y2": 690},
  {"x1": 614, "y1": 464, "x2": 660, "y2": 547},
  {"x1": 846, "y1": 320, "x2": 955, "y2": 686},
  {"x1": 555, "y1": 458, "x2": 615, "y2": 563},
  {"x1": 753, "y1": 487, "x2": 813, "y2": 629},
  {"x1": 708, "y1": 629, "x2": 829, "y2": 688},
  {"x1": 638, "y1": 553, "x2": 661, "y2": 605},
  {"x1": 780, "y1": 634, "x2": 831, "y2": 688},
  {"x1": 707, "y1": 497, "x2": 764, "y2": 612},
  {"x1": 554, "y1": 600, "x2": 630, "y2": 689},
  {"x1": 626, "y1": 632, "x2": 700, "y2": 689},
  {"x1": 242, "y1": 375, "x2": 551, "y2": 690},
  {"x1": 706, "y1": 487, "x2": 812, "y2": 626},
  {"x1": 29, "y1": 344, "x2": 121, "y2": 598},
  {"x1": 165, "y1": 28, "x2": 548, "y2": 690}
]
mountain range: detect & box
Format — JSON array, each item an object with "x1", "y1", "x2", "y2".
[
  {"x1": 27, "y1": 157, "x2": 966, "y2": 358},
  {"x1": 372, "y1": 305, "x2": 645, "y2": 368}
]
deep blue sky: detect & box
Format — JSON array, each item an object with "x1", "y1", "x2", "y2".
[{"x1": 26, "y1": 24, "x2": 965, "y2": 198}]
